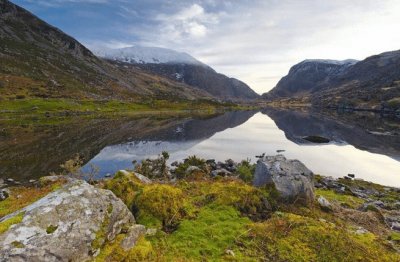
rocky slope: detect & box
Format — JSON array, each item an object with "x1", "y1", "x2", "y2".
[
  {"x1": 264, "y1": 59, "x2": 357, "y2": 98},
  {"x1": 0, "y1": 0, "x2": 210, "y2": 101},
  {"x1": 264, "y1": 50, "x2": 400, "y2": 110},
  {"x1": 96, "y1": 46, "x2": 260, "y2": 101}
]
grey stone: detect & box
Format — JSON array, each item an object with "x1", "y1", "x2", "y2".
[
  {"x1": 391, "y1": 222, "x2": 400, "y2": 231},
  {"x1": 186, "y1": 166, "x2": 201, "y2": 174},
  {"x1": 211, "y1": 169, "x2": 232, "y2": 177},
  {"x1": 120, "y1": 225, "x2": 146, "y2": 251},
  {"x1": 318, "y1": 196, "x2": 332, "y2": 212},
  {"x1": 254, "y1": 155, "x2": 314, "y2": 205},
  {"x1": 0, "y1": 189, "x2": 9, "y2": 201},
  {"x1": 119, "y1": 170, "x2": 152, "y2": 184},
  {"x1": 0, "y1": 180, "x2": 136, "y2": 262}
]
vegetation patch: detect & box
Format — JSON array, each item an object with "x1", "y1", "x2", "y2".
[
  {"x1": 238, "y1": 212, "x2": 400, "y2": 261},
  {"x1": 0, "y1": 180, "x2": 66, "y2": 218},
  {"x1": 315, "y1": 188, "x2": 364, "y2": 208},
  {"x1": 0, "y1": 212, "x2": 25, "y2": 234},
  {"x1": 150, "y1": 204, "x2": 251, "y2": 261}
]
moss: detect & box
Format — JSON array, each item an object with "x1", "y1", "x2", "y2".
[
  {"x1": 0, "y1": 212, "x2": 25, "y2": 234},
  {"x1": 103, "y1": 171, "x2": 143, "y2": 208},
  {"x1": 91, "y1": 212, "x2": 110, "y2": 251},
  {"x1": 11, "y1": 241, "x2": 25, "y2": 248},
  {"x1": 238, "y1": 212, "x2": 400, "y2": 261},
  {"x1": 389, "y1": 232, "x2": 400, "y2": 242},
  {"x1": 174, "y1": 155, "x2": 207, "y2": 179},
  {"x1": 94, "y1": 233, "x2": 154, "y2": 262},
  {"x1": 136, "y1": 184, "x2": 185, "y2": 230},
  {"x1": 315, "y1": 188, "x2": 364, "y2": 209},
  {"x1": 46, "y1": 225, "x2": 58, "y2": 234},
  {"x1": 150, "y1": 204, "x2": 251, "y2": 261}
]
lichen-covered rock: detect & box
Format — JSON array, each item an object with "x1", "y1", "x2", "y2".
[
  {"x1": 0, "y1": 180, "x2": 135, "y2": 262},
  {"x1": 254, "y1": 155, "x2": 314, "y2": 205},
  {"x1": 120, "y1": 225, "x2": 146, "y2": 251},
  {"x1": 318, "y1": 196, "x2": 333, "y2": 212}
]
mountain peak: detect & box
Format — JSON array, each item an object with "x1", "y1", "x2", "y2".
[{"x1": 93, "y1": 46, "x2": 205, "y2": 66}]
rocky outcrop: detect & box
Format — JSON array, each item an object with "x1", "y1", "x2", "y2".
[
  {"x1": 0, "y1": 179, "x2": 142, "y2": 262},
  {"x1": 254, "y1": 155, "x2": 314, "y2": 205}
]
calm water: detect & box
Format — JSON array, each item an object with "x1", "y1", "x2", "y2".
[
  {"x1": 82, "y1": 110, "x2": 400, "y2": 187},
  {"x1": 1, "y1": 109, "x2": 400, "y2": 187}
]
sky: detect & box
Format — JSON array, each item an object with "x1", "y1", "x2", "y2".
[{"x1": 12, "y1": 0, "x2": 400, "y2": 94}]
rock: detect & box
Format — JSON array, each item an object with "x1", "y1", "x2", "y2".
[
  {"x1": 303, "y1": 135, "x2": 330, "y2": 143},
  {"x1": 6, "y1": 178, "x2": 14, "y2": 183},
  {"x1": 355, "y1": 227, "x2": 369, "y2": 235},
  {"x1": 39, "y1": 175, "x2": 66, "y2": 185},
  {"x1": 120, "y1": 225, "x2": 146, "y2": 251},
  {"x1": 318, "y1": 196, "x2": 332, "y2": 212},
  {"x1": 146, "y1": 228, "x2": 157, "y2": 236},
  {"x1": 347, "y1": 174, "x2": 355, "y2": 178},
  {"x1": 186, "y1": 166, "x2": 201, "y2": 174},
  {"x1": 28, "y1": 179, "x2": 36, "y2": 183},
  {"x1": 225, "y1": 249, "x2": 235, "y2": 257},
  {"x1": 0, "y1": 189, "x2": 9, "y2": 201},
  {"x1": 211, "y1": 169, "x2": 232, "y2": 177},
  {"x1": 171, "y1": 161, "x2": 179, "y2": 167},
  {"x1": 104, "y1": 173, "x2": 112, "y2": 178},
  {"x1": 119, "y1": 170, "x2": 152, "y2": 184},
  {"x1": 391, "y1": 222, "x2": 400, "y2": 231},
  {"x1": 254, "y1": 155, "x2": 314, "y2": 205},
  {"x1": 0, "y1": 180, "x2": 136, "y2": 262}
]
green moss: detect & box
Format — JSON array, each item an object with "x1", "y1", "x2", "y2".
[
  {"x1": 239, "y1": 212, "x2": 400, "y2": 261},
  {"x1": 136, "y1": 184, "x2": 185, "y2": 230},
  {"x1": 389, "y1": 232, "x2": 400, "y2": 242},
  {"x1": 46, "y1": 225, "x2": 58, "y2": 234},
  {"x1": 316, "y1": 188, "x2": 364, "y2": 209},
  {"x1": 11, "y1": 241, "x2": 25, "y2": 248},
  {"x1": 0, "y1": 212, "x2": 25, "y2": 234},
  {"x1": 103, "y1": 171, "x2": 143, "y2": 208},
  {"x1": 151, "y1": 204, "x2": 251, "y2": 261},
  {"x1": 94, "y1": 234, "x2": 154, "y2": 262},
  {"x1": 91, "y1": 213, "x2": 110, "y2": 251}
]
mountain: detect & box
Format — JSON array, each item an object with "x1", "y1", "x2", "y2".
[
  {"x1": 95, "y1": 46, "x2": 260, "y2": 101},
  {"x1": 264, "y1": 59, "x2": 358, "y2": 99},
  {"x1": 0, "y1": 0, "x2": 210, "y2": 100},
  {"x1": 263, "y1": 50, "x2": 400, "y2": 110}
]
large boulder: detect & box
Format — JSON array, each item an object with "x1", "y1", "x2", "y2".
[
  {"x1": 0, "y1": 179, "x2": 139, "y2": 262},
  {"x1": 254, "y1": 155, "x2": 314, "y2": 205}
]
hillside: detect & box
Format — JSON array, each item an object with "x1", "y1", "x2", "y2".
[
  {"x1": 263, "y1": 50, "x2": 400, "y2": 110},
  {"x1": 96, "y1": 46, "x2": 260, "y2": 101},
  {"x1": 0, "y1": 0, "x2": 211, "y2": 101}
]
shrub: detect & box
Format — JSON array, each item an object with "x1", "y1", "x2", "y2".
[
  {"x1": 174, "y1": 155, "x2": 207, "y2": 179},
  {"x1": 136, "y1": 184, "x2": 185, "y2": 230},
  {"x1": 135, "y1": 152, "x2": 169, "y2": 180},
  {"x1": 236, "y1": 160, "x2": 256, "y2": 183}
]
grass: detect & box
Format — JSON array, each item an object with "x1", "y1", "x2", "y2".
[{"x1": 150, "y1": 204, "x2": 251, "y2": 261}]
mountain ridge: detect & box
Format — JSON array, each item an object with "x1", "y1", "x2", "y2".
[{"x1": 97, "y1": 46, "x2": 260, "y2": 101}]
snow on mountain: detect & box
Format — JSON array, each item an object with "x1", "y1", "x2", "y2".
[
  {"x1": 93, "y1": 46, "x2": 204, "y2": 66},
  {"x1": 300, "y1": 59, "x2": 358, "y2": 66}
]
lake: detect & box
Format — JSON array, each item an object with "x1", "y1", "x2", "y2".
[{"x1": 1, "y1": 109, "x2": 400, "y2": 187}]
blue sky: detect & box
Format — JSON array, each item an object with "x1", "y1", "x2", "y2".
[{"x1": 12, "y1": 0, "x2": 400, "y2": 93}]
